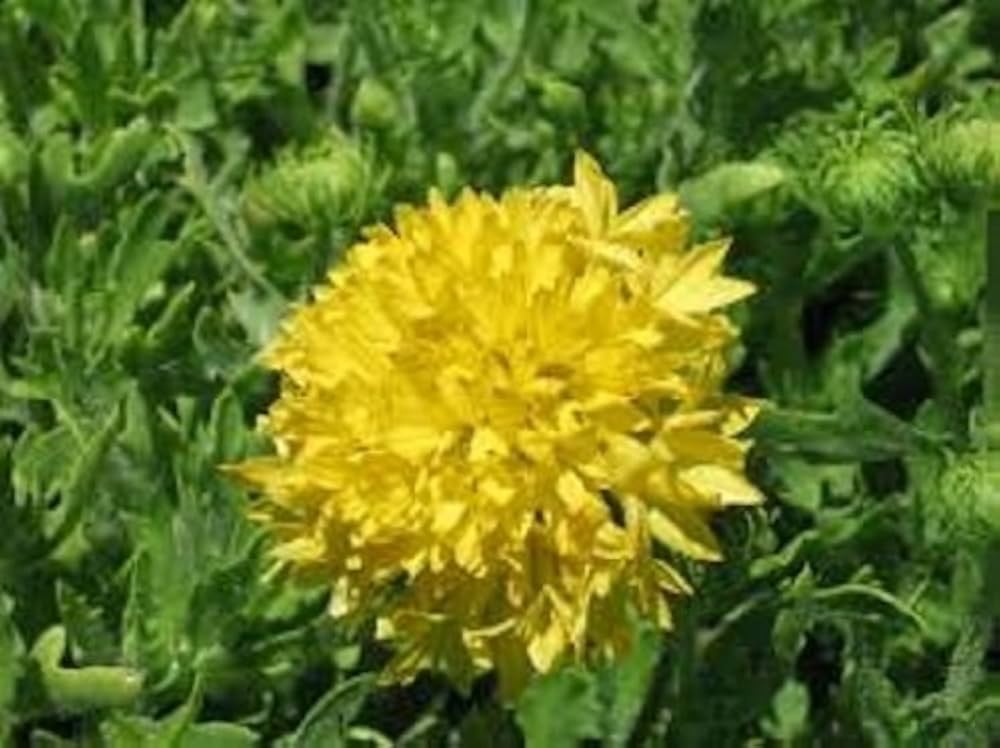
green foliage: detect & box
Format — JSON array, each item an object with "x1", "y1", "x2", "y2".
[{"x1": 0, "y1": 0, "x2": 997, "y2": 744}]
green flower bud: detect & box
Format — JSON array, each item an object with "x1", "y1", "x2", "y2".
[
  {"x1": 434, "y1": 151, "x2": 460, "y2": 197},
  {"x1": 538, "y1": 77, "x2": 585, "y2": 121},
  {"x1": 350, "y1": 78, "x2": 400, "y2": 130},
  {"x1": 242, "y1": 132, "x2": 368, "y2": 230},
  {"x1": 936, "y1": 452, "x2": 999, "y2": 540},
  {"x1": 926, "y1": 118, "x2": 1000, "y2": 193},
  {"x1": 819, "y1": 129, "x2": 917, "y2": 226}
]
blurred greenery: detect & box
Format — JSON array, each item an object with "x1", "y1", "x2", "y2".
[{"x1": 0, "y1": 0, "x2": 997, "y2": 745}]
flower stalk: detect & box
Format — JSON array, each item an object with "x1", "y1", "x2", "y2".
[
  {"x1": 982, "y1": 207, "x2": 1000, "y2": 532},
  {"x1": 895, "y1": 239, "x2": 966, "y2": 440},
  {"x1": 983, "y1": 207, "x2": 1000, "y2": 454}
]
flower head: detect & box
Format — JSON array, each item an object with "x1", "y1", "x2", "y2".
[{"x1": 229, "y1": 152, "x2": 762, "y2": 697}]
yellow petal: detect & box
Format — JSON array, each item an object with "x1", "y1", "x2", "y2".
[
  {"x1": 516, "y1": 428, "x2": 555, "y2": 462},
  {"x1": 680, "y1": 464, "x2": 765, "y2": 506},
  {"x1": 556, "y1": 470, "x2": 592, "y2": 514},
  {"x1": 655, "y1": 239, "x2": 756, "y2": 314},
  {"x1": 648, "y1": 506, "x2": 723, "y2": 561},
  {"x1": 621, "y1": 326, "x2": 665, "y2": 350},
  {"x1": 569, "y1": 264, "x2": 613, "y2": 312},
  {"x1": 658, "y1": 429, "x2": 746, "y2": 466},
  {"x1": 272, "y1": 536, "x2": 326, "y2": 564},
  {"x1": 582, "y1": 393, "x2": 650, "y2": 433},
  {"x1": 720, "y1": 397, "x2": 764, "y2": 435},
  {"x1": 469, "y1": 426, "x2": 509, "y2": 462},
  {"x1": 583, "y1": 238, "x2": 645, "y2": 270},
  {"x1": 527, "y1": 614, "x2": 566, "y2": 673},
  {"x1": 612, "y1": 193, "x2": 681, "y2": 234},
  {"x1": 455, "y1": 523, "x2": 483, "y2": 570},
  {"x1": 436, "y1": 365, "x2": 476, "y2": 421},
  {"x1": 609, "y1": 193, "x2": 688, "y2": 254},
  {"x1": 573, "y1": 150, "x2": 618, "y2": 237},
  {"x1": 526, "y1": 244, "x2": 565, "y2": 294},
  {"x1": 480, "y1": 476, "x2": 517, "y2": 507},
  {"x1": 603, "y1": 433, "x2": 654, "y2": 488},
  {"x1": 653, "y1": 559, "x2": 693, "y2": 595},
  {"x1": 384, "y1": 426, "x2": 444, "y2": 462},
  {"x1": 431, "y1": 501, "x2": 467, "y2": 533}
]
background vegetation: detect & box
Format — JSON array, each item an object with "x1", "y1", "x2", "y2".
[{"x1": 1, "y1": 0, "x2": 998, "y2": 744}]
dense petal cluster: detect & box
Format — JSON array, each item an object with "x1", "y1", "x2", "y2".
[{"x1": 230, "y1": 152, "x2": 762, "y2": 696}]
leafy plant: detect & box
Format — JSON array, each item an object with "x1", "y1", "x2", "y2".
[{"x1": 0, "y1": 0, "x2": 997, "y2": 744}]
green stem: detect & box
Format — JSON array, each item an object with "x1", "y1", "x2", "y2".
[
  {"x1": 172, "y1": 129, "x2": 284, "y2": 302},
  {"x1": 983, "y1": 207, "x2": 1000, "y2": 538},
  {"x1": 629, "y1": 601, "x2": 699, "y2": 746},
  {"x1": 895, "y1": 240, "x2": 966, "y2": 441},
  {"x1": 984, "y1": 207, "x2": 1000, "y2": 452},
  {"x1": 627, "y1": 640, "x2": 672, "y2": 747},
  {"x1": 671, "y1": 603, "x2": 699, "y2": 745}
]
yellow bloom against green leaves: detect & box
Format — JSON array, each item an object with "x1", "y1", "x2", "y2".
[{"x1": 228, "y1": 151, "x2": 762, "y2": 697}]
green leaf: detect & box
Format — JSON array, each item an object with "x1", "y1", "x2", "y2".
[
  {"x1": 575, "y1": 0, "x2": 665, "y2": 79},
  {"x1": 101, "y1": 679, "x2": 258, "y2": 747},
  {"x1": 41, "y1": 403, "x2": 122, "y2": 557},
  {"x1": 207, "y1": 388, "x2": 251, "y2": 463},
  {"x1": 772, "y1": 607, "x2": 809, "y2": 666},
  {"x1": 291, "y1": 675, "x2": 375, "y2": 748},
  {"x1": 178, "y1": 722, "x2": 260, "y2": 748},
  {"x1": 11, "y1": 424, "x2": 77, "y2": 506},
  {"x1": 14, "y1": 0, "x2": 79, "y2": 45},
  {"x1": 516, "y1": 667, "x2": 601, "y2": 748},
  {"x1": 104, "y1": 194, "x2": 184, "y2": 348},
  {"x1": 842, "y1": 665, "x2": 904, "y2": 747},
  {"x1": 30, "y1": 626, "x2": 143, "y2": 713},
  {"x1": 192, "y1": 306, "x2": 252, "y2": 380},
  {"x1": 121, "y1": 539, "x2": 171, "y2": 678},
  {"x1": 761, "y1": 679, "x2": 809, "y2": 742},
  {"x1": 458, "y1": 703, "x2": 520, "y2": 748},
  {"x1": 811, "y1": 581, "x2": 927, "y2": 634},
  {"x1": 81, "y1": 117, "x2": 157, "y2": 195},
  {"x1": 0, "y1": 594, "x2": 24, "y2": 743},
  {"x1": 854, "y1": 37, "x2": 901, "y2": 86},
  {"x1": 185, "y1": 538, "x2": 262, "y2": 653},
  {"x1": 679, "y1": 161, "x2": 787, "y2": 224},
  {"x1": 750, "y1": 396, "x2": 946, "y2": 462},
  {"x1": 174, "y1": 78, "x2": 219, "y2": 131},
  {"x1": 0, "y1": 127, "x2": 28, "y2": 188},
  {"x1": 38, "y1": 133, "x2": 78, "y2": 205},
  {"x1": 767, "y1": 456, "x2": 856, "y2": 514},
  {"x1": 141, "y1": 281, "x2": 197, "y2": 358},
  {"x1": 596, "y1": 620, "x2": 662, "y2": 746},
  {"x1": 26, "y1": 729, "x2": 78, "y2": 747},
  {"x1": 55, "y1": 580, "x2": 117, "y2": 664},
  {"x1": 68, "y1": 19, "x2": 111, "y2": 129},
  {"x1": 227, "y1": 289, "x2": 286, "y2": 350},
  {"x1": 101, "y1": 714, "x2": 161, "y2": 747}
]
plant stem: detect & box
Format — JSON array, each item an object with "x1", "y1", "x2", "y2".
[
  {"x1": 983, "y1": 208, "x2": 1000, "y2": 542},
  {"x1": 983, "y1": 207, "x2": 1000, "y2": 453},
  {"x1": 172, "y1": 129, "x2": 284, "y2": 302},
  {"x1": 895, "y1": 240, "x2": 966, "y2": 441},
  {"x1": 627, "y1": 641, "x2": 672, "y2": 747}
]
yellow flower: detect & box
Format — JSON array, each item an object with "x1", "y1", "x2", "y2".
[{"x1": 228, "y1": 151, "x2": 762, "y2": 697}]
